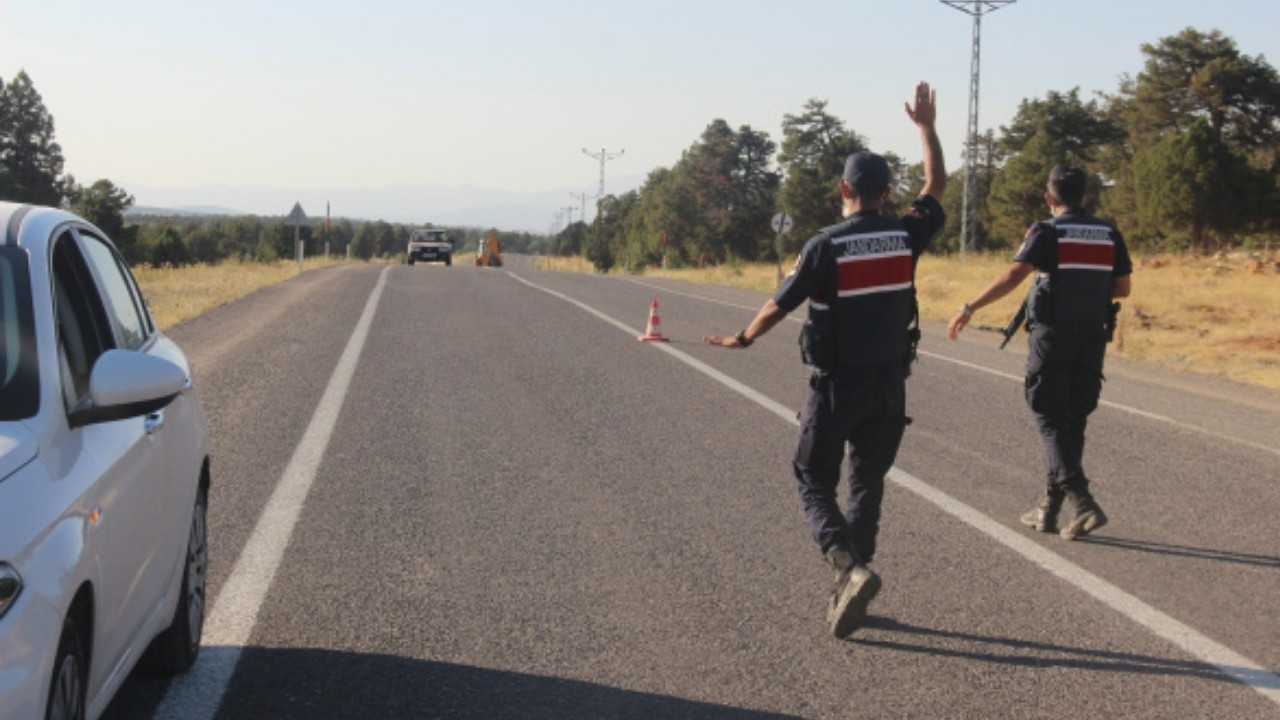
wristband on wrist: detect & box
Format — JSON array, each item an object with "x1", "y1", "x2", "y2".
[{"x1": 735, "y1": 330, "x2": 753, "y2": 347}]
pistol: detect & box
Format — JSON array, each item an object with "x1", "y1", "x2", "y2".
[{"x1": 1105, "y1": 301, "x2": 1121, "y2": 343}]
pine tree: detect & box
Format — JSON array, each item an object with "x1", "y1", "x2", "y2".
[
  {"x1": 985, "y1": 89, "x2": 1123, "y2": 247},
  {"x1": 1124, "y1": 28, "x2": 1280, "y2": 156},
  {"x1": 69, "y1": 179, "x2": 139, "y2": 260},
  {"x1": 0, "y1": 71, "x2": 67, "y2": 205},
  {"x1": 778, "y1": 100, "x2": 866, "y2": 251},
  {"x1": 1133, "y1": 119, "x2": 1263, "y2": 250}
]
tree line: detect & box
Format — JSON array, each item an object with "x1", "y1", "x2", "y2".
[
  {"x1": 0, "y1": 70, "x2": 546, "y2": 266},
  {"x1": 3, "y1": 28, "x2": 1277, "y2": 270},
  {"x1": 116, "y1": 213, "x2": 546, "y2": 267},
  {"x1": 558, "y1": 27, "x2": 1279, "y2": 271}
]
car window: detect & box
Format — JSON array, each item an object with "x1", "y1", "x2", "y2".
[
  {"x1": 76, "y1": 229, "x2": 153, "y2": 349},
  {"x1": 51, "y1": 231, "x2": 114, "y2": 407},
  {"x1": 0, "y1": 246, "x2": 38, "y2": 420}
]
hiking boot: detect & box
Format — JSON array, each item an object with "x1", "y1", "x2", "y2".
[
  {"x1": 827, "y1": 565, "x2": 881, "y2": 639},
  {"x1": 824, "y1": 543, "x2": 858, "y2": 581},
  {"x1": 1060, "y1": 489, "x2": 1108, "y2": 540},
  {"x1": 1019, "y1": 489, "x2": 1064, "y2": 533}
]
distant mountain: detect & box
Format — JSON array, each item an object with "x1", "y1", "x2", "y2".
[
  {"x1": 127, "y1": 205, "x2": 241, "y2": 217},
  {"x1": 124, "y1": 177, "x2": 645, "y2": 232}
]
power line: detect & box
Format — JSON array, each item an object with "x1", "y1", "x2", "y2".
[{"x1": 941, "y1": 0, "x2": 1016, "y2": 253}]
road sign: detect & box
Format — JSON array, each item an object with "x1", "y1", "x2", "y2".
[
  {"x1": 286, "y1": 202, "x2": 308, "y2": 227},
  {"x1": 771, "y1": 212, "x2": 793, "y2": 235},
  {"x1": 771, "y1": 213, "x2": 793, "y2": 289},
  {"x1": 286, "y1": 203, "x2": 308, "y2": 273}
]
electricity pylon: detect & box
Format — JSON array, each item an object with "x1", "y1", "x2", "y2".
[
  {"x1": 569, "y1": 192, "x2": 588, "y2": 225},
  {"x1": 941, "y1": 0, "x2": 1016, "y2": 252},
  {"x1": 582, "y1": 147, "x2": 624, "y2": 262},
  {"x1": 582, "y1": 147, "x2": 624, "y2": 220}
]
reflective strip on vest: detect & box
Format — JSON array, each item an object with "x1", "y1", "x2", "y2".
[
  {"x1": 833, "y1": 230, "x2": 912, "y2": 298},
  {"x1": 1056, "y1": 224, "x2": 1115, "y2": 272}
]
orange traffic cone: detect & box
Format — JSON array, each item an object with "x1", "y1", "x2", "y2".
[{"x1": 637, "y1": 298, "x2": 670, "y2": 342}]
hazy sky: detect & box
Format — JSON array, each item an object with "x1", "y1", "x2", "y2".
[{"x1": 2, "y1": 0, "x2": 1277, "y2": 219}]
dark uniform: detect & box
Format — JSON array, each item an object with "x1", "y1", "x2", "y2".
[
  {"x1": 1015, "y1": 210, "x2": 1132, "y2": 532},
  {"x1": 773, "y1": 194, "x2": 945, "y2": 565}
]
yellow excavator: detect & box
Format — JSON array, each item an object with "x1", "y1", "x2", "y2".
[{"x1": 475, "y1": 230, "x2": 503, "y2": 267}]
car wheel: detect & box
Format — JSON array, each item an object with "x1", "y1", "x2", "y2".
[
  {"x1": 445, "y1": 257, "x2": 452, "y2": 266},
  {"x1": 141, "y1": 485, "x2": 207, "y2": 674},
  {"x1": 407, "y1": 256, "x2": 415, "y2": 265},
  {"x1": 46, "y1": 618, "x2": 86, "y2": 720}
]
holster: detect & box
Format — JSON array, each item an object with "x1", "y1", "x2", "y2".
[
  {"x1": 800, "y1": 315, "x2": 838, "y2": 375},
  {"x1": 1027, "y1": 274, "x2": 1054, "y2": 327},
  {"x1": 1105, "y1": 301, "x2": 1121, "y2": 343}
]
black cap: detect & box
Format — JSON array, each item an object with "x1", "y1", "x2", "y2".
[
  {"x1": 843, "y1": 151, "x2": 890, "y2": 192},
  {"x1": 1048, "y1": 164, "x2": 1086, "y2": 198}
]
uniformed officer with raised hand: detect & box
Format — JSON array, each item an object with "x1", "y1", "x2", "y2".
[
  {"x1": 947, "y1": 165, "x2": 1132, "y2": 540},
  {"x1": 704, "y1": 81, "x2": 946, "y2": 638}
]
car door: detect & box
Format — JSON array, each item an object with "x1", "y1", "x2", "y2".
[
  {"x1": 49, "y1": 227, "x2": 172, "y2": 693},
  {"x1": 74, "y1": 227, "x2": 193, "y2": 577}
]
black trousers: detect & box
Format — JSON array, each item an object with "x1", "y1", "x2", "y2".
[
  {"x1": 1024, "y1": 323, "x2": 1107, "y2": 494},
  {"x1": 792, "y1": 365, "x2": 909, "y2": 565}
]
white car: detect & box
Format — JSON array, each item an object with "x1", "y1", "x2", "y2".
[
  {"x1": 405, "y1": 228, "x2": 452, "y2": 266},
  {"x1": 0, "y1": 202, "x2": 210, "y2": 720}
]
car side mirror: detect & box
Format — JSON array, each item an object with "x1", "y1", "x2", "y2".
[{"x1": 68, "y1": 350, "x2": 187, "y2": 428}]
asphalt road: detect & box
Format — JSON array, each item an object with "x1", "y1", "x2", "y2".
[{"x1": 103, "y1": 255, "x2": 1280, "y2": 719}]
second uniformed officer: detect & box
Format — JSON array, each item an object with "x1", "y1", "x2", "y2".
[
  {"x1": 705, "y1": 82, "x2": 945, "y2": 638},
  {"x1": 947, "y1": 164, "x2": 1133, "y2": 540}
]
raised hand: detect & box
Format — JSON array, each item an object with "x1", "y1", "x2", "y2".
[{"x1": 905, "y1": 81, "x2": 937, "y2": 130}]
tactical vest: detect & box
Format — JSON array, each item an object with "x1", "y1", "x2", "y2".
[
  {"x1": 1026, "y1": 214, "x2": 1118, "y2": 327},
  {"x1": 803, "y1": 214, "x2": 918, "y2": 369}
]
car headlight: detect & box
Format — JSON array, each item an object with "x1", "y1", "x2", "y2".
[{"x1": 0, "y1": 563, "x2": 20, "y2": 620}]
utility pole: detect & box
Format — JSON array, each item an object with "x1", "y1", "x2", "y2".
[
  {"x1": 941, "y1": 0, "x2": 1015, "y2": 253},
  {"x1": 582, "y1": 147, "x2": 624, "y2": 220},
  {"x1": 569, "y1": 191, "x2": 588, "y2": 225},
  {"x1": 582, "y1": 147, "x2": 624, "y2": 267}
]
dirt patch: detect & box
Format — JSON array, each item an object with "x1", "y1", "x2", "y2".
[{"x1": 1230, "y1": 335, "x2": 1280, "y2": 353}]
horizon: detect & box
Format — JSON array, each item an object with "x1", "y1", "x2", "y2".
[{"x1": 3, "y1": 1, "x2": 1277, "y2": 231}]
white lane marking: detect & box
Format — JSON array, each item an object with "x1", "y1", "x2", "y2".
[
  {"x1": 511, "y1": 270, "x2": 1280, "y2": 709},
  {"x1": 890, "y1": 470, "x2": 1280, "y2": 707},
  {"x1": 155, "y1": 266, "x2": 391, "y2": 720},
  {"x1": 508, "y1": 273, "x2": 796, "y2": 422},
  {"x1": 620, "y1": 276, "x2": 1280, "y2": 458}
]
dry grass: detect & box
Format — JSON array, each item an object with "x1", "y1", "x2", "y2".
[
  {"x1": 134, "y1": 256, "x2": 361, "y2": 330},
  {"x1": 1114, "y1": 254, "x2": 1280, "y2": 388},
  {"x1": 918, "y1": 252, "x2": 1280, "y2": 390},
  {"x1": 536, "y1": 255, "x2": 786, "y2": 293},
  {"x1": 539, "y1": 251, "x2": 1280, "y2": 391},
  {"x1": 534, "y1": 255, "x2": 597, "y2": 276}
]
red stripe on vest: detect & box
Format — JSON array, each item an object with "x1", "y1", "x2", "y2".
[
  {"x1": 838, "y1": 254, "x2": 912, "y2": 294},
  {"x1": 1059, "y1": 240, "x2": 1114, "y2": 269}
]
